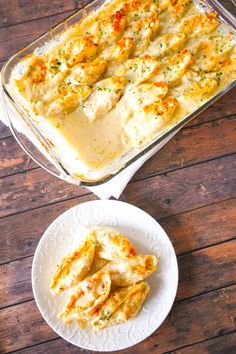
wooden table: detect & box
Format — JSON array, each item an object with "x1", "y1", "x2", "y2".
[{"x1": 0, "y1": 1, "x2": 236, "y2": 353}]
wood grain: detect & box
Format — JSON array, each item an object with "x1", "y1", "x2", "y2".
[
  {"x1": 0, "y1": 136, "x2": 36, "y2": 177},
  {"x1": 1, "y1": 153, "x2": 235, "y2": 219},
  {"x1": 177, "y1": 239, "x2": 236, "y2": 300},
  {"x1": 159, "y1": 198, "x2": 236, "y2": 255},
  {"x1": 170, "y1": 331, "x2": 236, "y2": 354},
  {"x1": 1, "y1": 115, "x2": 235, "y2": 179},
  {"x1": 0, "y1": 257, "x2": 32, "y2": 309},
  {"x1": 0, "y1": 11, "x2": 75, "y2": 62},
  {"x1": 1, "y1": 284, "x2": 235, "y2": 353},
  {"x1": 130, "y1": 285, "x2": 236, "y2": 354},
  {"x1": 12, "y1": 331, "x2": 236, "y2": 354},
  {"x1": 121, "y1": 154, "x2": 236, "y2": 219},
  {"x1": 0, "y1": 300, "x2": 57, "y2": 354},
  {"x1": 1, "y1": 238, "x2": 236, "y2": 309},
  {"x1": 1, "y1": 195, "x2": 235, "y2": 265},
  {"x1": 0, "y1": 0, "x2": 78, "y2": 28},
  {"x1": 0, "y1": 194, "x2": 97, "y2": 264},
  {"x1": 0, "y1": 168, "x2": 89, "y2": 218},
  {"x1": 0, "y1": 122, "x2": 11, "y2": 140}
]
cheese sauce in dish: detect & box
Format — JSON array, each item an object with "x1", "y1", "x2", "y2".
[{"x1": 9, "y1": 0, "x2": 236, "y2": 180}]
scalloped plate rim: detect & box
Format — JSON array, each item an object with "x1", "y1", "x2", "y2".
[{"x1": 32, "y1": 200, "x2": 178, "y2": 351}]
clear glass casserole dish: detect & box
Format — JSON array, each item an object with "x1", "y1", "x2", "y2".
[{"x1": 1, "y1": 0, "x2": 236, "y2": 186}]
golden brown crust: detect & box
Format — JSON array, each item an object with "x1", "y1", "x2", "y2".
[
  {"x1": 10, "y1": 0, "x2": 235, "y2": 178},
  {"x1": 50, "y1": 232, "x2": 95, "y2": 295}
]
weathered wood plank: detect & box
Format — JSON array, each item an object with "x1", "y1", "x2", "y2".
[
  {"x1": 159, "y1": 198, "x2": 236, "y2": 255},
  {"x1": 1, "y1": 284, "x2": 235, "y2": 353},
  {"x1": 0, "y1": 121, "x2": 11, "y2": 140},
  {"x1": 1, "y1": 155, "x2": 236, "y2": 238},
  {"x1": 0, "y1": 195, "x2": 97, "y2": 264},
  {"x1": 0, "y1": 301, "x2": 57, "y2": 354},
  {"x1": 1, "y1": 238, "x2": 235, "y2": 309},
  {"x1": 1, "y1": 153, "x2": 235, "y2": 222},
  {"x1": 129, "y1": 285, "x2": 236, "y2": 354},
  {"x1": 0, "y1": 257, "x2": 32, "y2": 309},
  {"x1": 12, "y1": 332, "x2": 236, "y2": 354},
  {"x1": 121, "y1": 154, "x2": 236, "y2": 219},
  {"x1": 1, "y1": 115, "x2": 235, "y2": 180},
  {"x1": 216, "y1": 0, "x2": 236, "y2": 17},
  {"x1": 0, "y1": 10, "x2": 75, "y2": 44},
  {"x1": 176, "y1": 239, "x2": 236, "y2": 300},
  {"x1": 0, "y1": 168, "x2": 90, "y2": 218},
  {"x1": 170, "y1": 331, "x2": 236, "y2": 354},
  {"x1": 0, "y1": 0, "x2": 78, "y2": 28},
  {"x1": 0, "y1": 137, "x2": 36, "y2": 177},
  {"x1": 1, "y1": 192, "x2": 235, "y2": 265},
  {"x1": 0, "y1": 10, "x2": 75, "y2": 62}
]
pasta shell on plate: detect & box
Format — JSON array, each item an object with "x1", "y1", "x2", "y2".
[
  {"x1": 101, "y1": 254, "x2": 158, "y2": 286},
  {"x1": 87, "y1": 253, "x2": 109, "y2": 276},
  {"x1": 92, "y1": 226, "x2": 137, "y2": 260},
  {"x1": 91, "y1": 287, "x2": 131, "y2": 329},
  {"x1": 92, "y1": 282, "x2": 150, "y2": 330},
  {"x1": 59, "y1": 269, "x2": 111, "y2": 322},
  {"x1": 50, "y1": 232, "x2": 95, "y2": 295}
]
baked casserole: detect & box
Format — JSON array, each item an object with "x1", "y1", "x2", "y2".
[{"x1": 9, "y1": 0, "x2": 236, "y2": 180}]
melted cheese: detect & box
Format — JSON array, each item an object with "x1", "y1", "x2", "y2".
[
  {"x1": 105, "y1": 281, "x2": 149, "y2": 327},
  {"x1": 92, "y1": 226, "x2": 137, "y2": 260},
  {"x1": 179, "y1": 12, "x2": 219, "y2": 37},
  {"x1": 87, "y1": 255, "x2": 108, "y2": 276},
  {"x1": 50, "y1": 226, "x2": 157, "y2": 330},
  {"x1": 59, "y1": 269, "x2": 111, "y2": 322},
  {"x1": 50, "y1": 232, "x2": 95, "y2": 295},
  {"x1": 10, "y1": 0, "x2": 236, "y2": 180},
  {"x1": 91, "y1": 286, "x2": 132, "y2": 329},
  {"x1": 151, "y1": 49, "x2": 193, "y2": 86},
  {"x1": 82, "y1": 76, "x2": 126, "y2": 122},
  {"x1": 92, "y1": 282, "x2": 150, "y2": 329},
  {"x1": 101, "y1": 254, "x2": 158, "y2": 286}
]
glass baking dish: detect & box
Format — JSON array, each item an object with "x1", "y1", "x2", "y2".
[{"x1": 1, "y1": 0, "x2": 236, "y2": 186}]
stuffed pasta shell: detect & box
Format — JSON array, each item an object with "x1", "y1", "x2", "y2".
[
  {"x1": 50, "y1": 232, "x2": 95, "y2": 295},
  {"x1": 59, "y1": 269, "x2": 111, "y2": 322},
  {"x1": 92, "y1": 282, "x2": 150, "y2": 330}
]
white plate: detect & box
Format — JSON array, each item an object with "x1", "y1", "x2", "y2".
[{"x1": 32, "y1": 200, "x2": 178, "y2": 351}]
